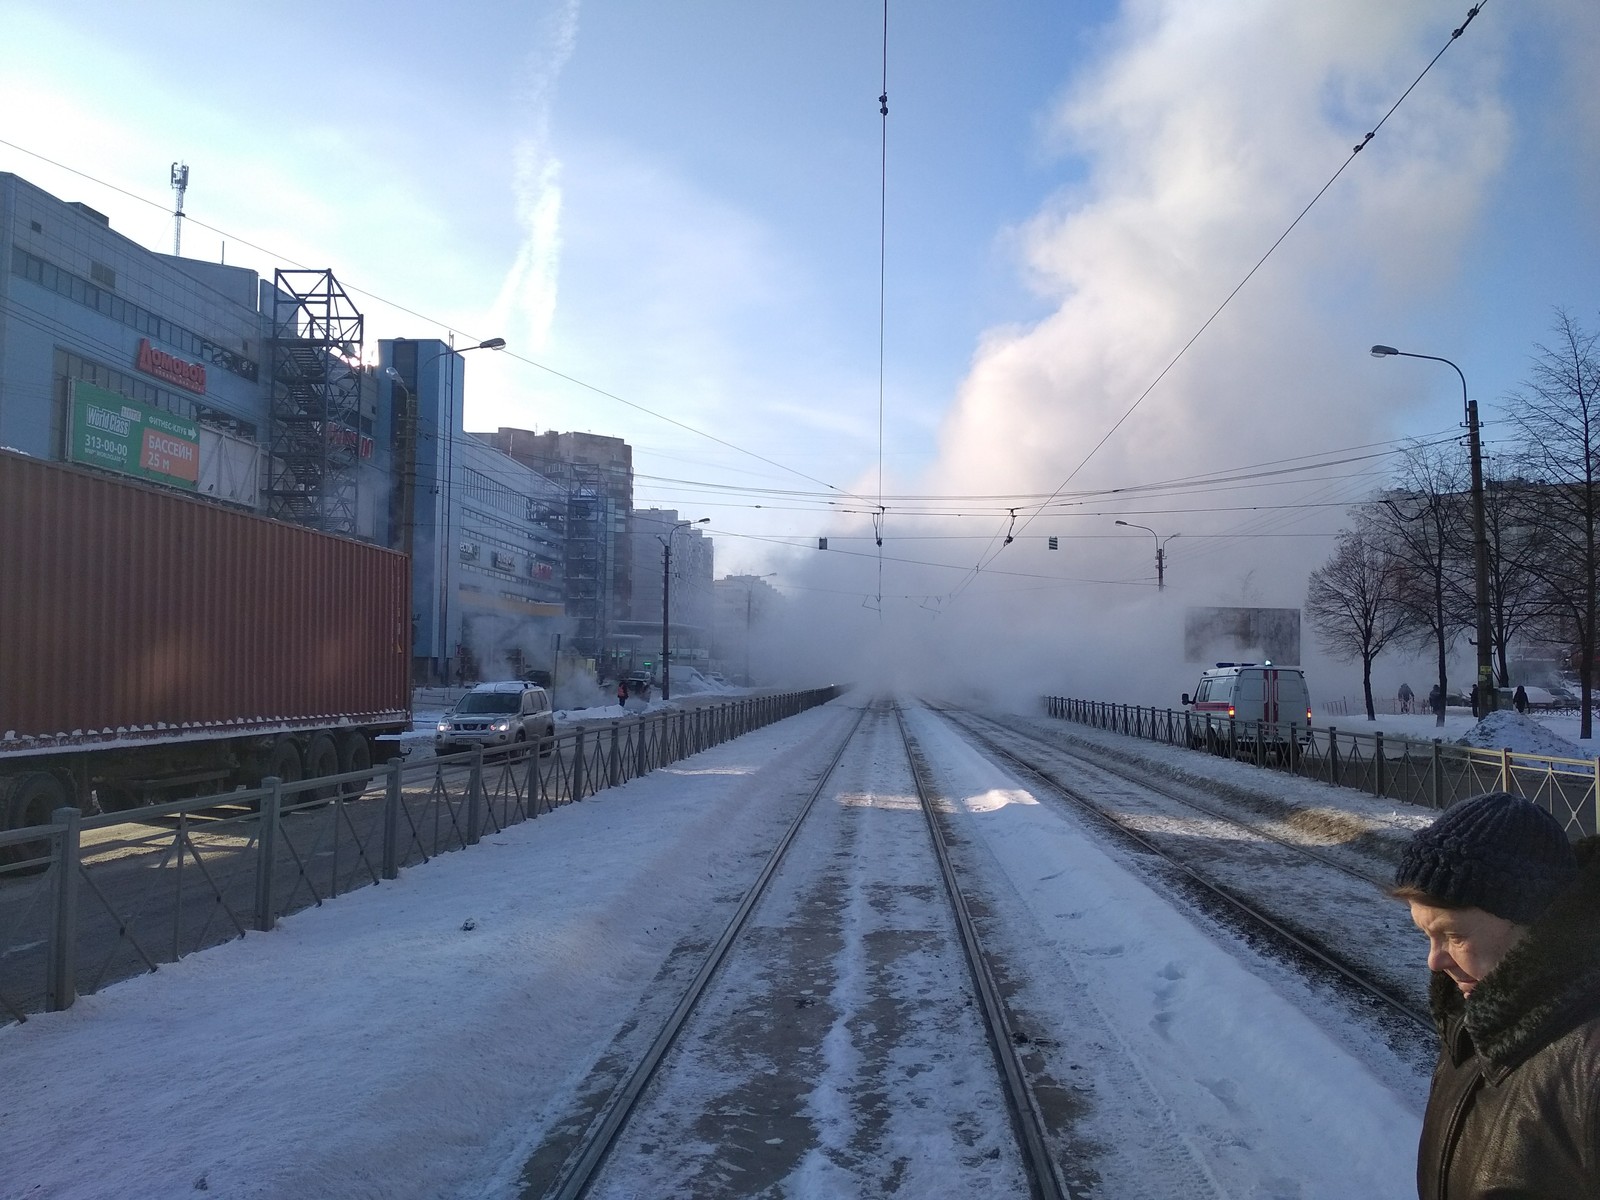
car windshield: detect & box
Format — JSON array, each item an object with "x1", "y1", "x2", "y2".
[{"x1": 455, "y1": 693, "x2": 520, "y2": 715}]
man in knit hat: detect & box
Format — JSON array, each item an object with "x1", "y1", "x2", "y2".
[{"x1": 1392, "y1": 790, "x2": 1600, "y2": 1198}]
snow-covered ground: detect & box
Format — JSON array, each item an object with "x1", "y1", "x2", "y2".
[
  {"x1": 1313, "y1": 707, "x2": 1595, "y2": 759},
  {"x1": 7, "y1": 695, "x2": 1567, "y2": 1197}
]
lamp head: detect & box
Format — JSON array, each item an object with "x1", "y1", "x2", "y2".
[
  {"x1": 478, "y1": 337, "x2": 507, "y2": 350},
  {"x1": 1370, "y1": 345, "x2": 1399, "y2": 358},
  {"x1": 383, "y1": 366, "x2": 401, "y2": 381},
  {"x1": 1115, "y1": 520, "x2": 1130, "y2": 527}
]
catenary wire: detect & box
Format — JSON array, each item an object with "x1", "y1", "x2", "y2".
[
  {"x1": 0, "y1": 135, "x2": 878, "y2": 508},
  {"x1": 945, "y1": 1, "x2": 1492, "y2": 601}
]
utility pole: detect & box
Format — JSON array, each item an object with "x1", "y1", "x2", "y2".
[
  {"x1": 661, "y1": 537, "x2": 673, "y2": 702},
  {"x1": 1372, "y1": 345, "x2": 1496, "y2": 713},
  {"x1": 1115, "y1": 521, "x2": 1180, "y2": 591},
  {"x1": 659, "y1": 517, "x2": 709, "y2": 701}
]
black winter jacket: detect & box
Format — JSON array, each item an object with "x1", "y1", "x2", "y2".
[{"x1": 1417, "y1": 837, "x2": 1600, "y2": 1199}]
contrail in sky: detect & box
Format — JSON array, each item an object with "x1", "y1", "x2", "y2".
[{"x1": 492, "y1": 0, "x2": 580, "y2": 353}]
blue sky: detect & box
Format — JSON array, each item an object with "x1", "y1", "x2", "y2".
[{"x1": 3, "y1": 0, "x2": 1597, "y2": 691}]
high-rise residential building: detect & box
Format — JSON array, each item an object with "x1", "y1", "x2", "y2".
[{"x1": 479, "y1": 428, "x2": 634, "y2": 671}]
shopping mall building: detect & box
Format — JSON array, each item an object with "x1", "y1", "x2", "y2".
[{"x1": 0, "y1": 171, "x2": 565, "y2": 683}]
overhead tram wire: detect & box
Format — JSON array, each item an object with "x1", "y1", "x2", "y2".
[
  {"x1": 0, "y1": 136, "x2": 879, "y2": 511},
  {"x1": 624, "y1": 429, "x2": 1460, "y2": 519},
  {"x1": 0, "y1": 135, "x2": 1471, "y2": 533},
  {"x1": 941, "y1": 1, "x2": 1491, "y2": 604},
  {"x1": 3, "y1": 252, "x2": 1452, "y2": 534},
  {"x1": 875, "y1": 0, "x2": 891, "y2": 618}
]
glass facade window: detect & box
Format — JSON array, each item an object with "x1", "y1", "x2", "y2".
[{"x1": 12, "y1": 246, "x2": 259, "y2": 382}]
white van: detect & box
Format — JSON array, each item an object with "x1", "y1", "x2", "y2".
[{"x1": 1182, "y1": 663, "x2": 1312, "y2": 747}]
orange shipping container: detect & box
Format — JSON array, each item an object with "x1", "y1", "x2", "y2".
[{"x1": 0, "y1": 449, "x2": 410, "y2": 744}]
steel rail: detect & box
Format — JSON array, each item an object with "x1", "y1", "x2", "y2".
[
  {"x1": 542, "y1": 703, "x2": 871, "y2": 1200},
  {"x1": 934, "y1": 706, "x2": 1433, "y2": 1034},
  {"x1": 959, "y1": 708, "x2": 1395, "y2": 892},
  {"x1": 893, "y1": 705, "x2": 1070, "y2": 1200}
]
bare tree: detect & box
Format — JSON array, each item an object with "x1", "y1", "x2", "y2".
[
  {"x1": 1367, "y1": 442, "x2": 1474, "y2": 726},
  {"x1": 1305, "y1": 528, "x2": 1413, "y2": 719},
  {"x1": 1502, "y1": 309, "x2": 1600, "y2": 737}
]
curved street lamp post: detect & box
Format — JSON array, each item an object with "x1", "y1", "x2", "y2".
[
  {"x1": 1115, "y1": 520, "x2": 1180, "y2": 591},
  {"x1": 1371, "y1": 344, "x2": 1495, "y2": 714}
]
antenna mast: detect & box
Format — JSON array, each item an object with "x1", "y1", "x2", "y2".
[{"x1": 170, "y1": 162, "x2": 189, "y2": 255}]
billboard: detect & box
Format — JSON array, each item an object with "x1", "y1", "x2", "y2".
[
  {"x1": 1185, "y1": 606, "x2": 1302, "y2": 665},
  {"x1": 68, "y1": 380, "x2": 200, "y2": 490}
]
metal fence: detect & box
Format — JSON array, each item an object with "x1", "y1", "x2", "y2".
[
  {"x1": 1042, "y1": 696, "x2": 1598, "y2": 840},
  {"x1": 0, "y1": 689, "x2": 843, "y2": 1024}
]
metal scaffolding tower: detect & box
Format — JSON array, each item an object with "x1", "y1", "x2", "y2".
[
  {"x1": 565, "y1": 463, "x2": 609, "y2": 658},
  {"x1": 264, "y1": 269, "x2": 365, "y2": 534}
]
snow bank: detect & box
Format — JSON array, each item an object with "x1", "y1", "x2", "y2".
[{"x1": 1455, "y1": 710, "x2": 1590, "y2": 760}]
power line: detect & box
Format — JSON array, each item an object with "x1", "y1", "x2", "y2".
[
  {"x1": 0, "y1": 135, "x2": 878, "y2": 508},
  {"x1": 874, "y1": 0, "x2": 891, "y2": 616},
  {"x1": 946, "y1": 1, "x2": 1493, "y2": 600}
]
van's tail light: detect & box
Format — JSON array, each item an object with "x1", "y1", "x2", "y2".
[
  {"x1": 1306, "y1": 708, "x2": 1313, "y2": 723},
  {"x1": 1227, "y1": 705, "x2": 1235, "y2": 718}
]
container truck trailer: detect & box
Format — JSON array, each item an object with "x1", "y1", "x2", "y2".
[{"x1": 0, "y1": 449, "x2": 411, "y2": 857}]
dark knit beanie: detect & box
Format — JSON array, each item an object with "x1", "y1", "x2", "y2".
[{"x1": 1395, "y1": 792, "x2": 1577, "y2": 924}]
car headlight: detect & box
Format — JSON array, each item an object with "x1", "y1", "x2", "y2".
[
  {"x1": 436, "y1": 722, "x2": 451, "y2": 734},
  {"x1": 492, "y1": 719, "x2": 512, "y2": 732}
]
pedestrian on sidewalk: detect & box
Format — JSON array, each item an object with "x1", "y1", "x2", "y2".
[
  {"x1": 1514, "y1": 685, "x2": 1530, "y2": 715},
  {"x1": 1398, "y1": 682, "x2": 1414, "y2": 714},
  {"x1": 1392, "y1": 792, "x2": 1600, "y2": 1199},
  {"x1": 616, "y1": 680, "x2": 629, "y2": 707}
]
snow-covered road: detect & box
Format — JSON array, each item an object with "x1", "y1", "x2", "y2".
[{"x1": 2, "y1": 697, "x2": 1439, "y2": 1199}]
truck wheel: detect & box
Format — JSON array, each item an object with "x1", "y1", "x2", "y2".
[
  {"x1": 336, "y1": 731, "x2": 374, "y2": 801},
  {"x1": 247, "y1": 736, "x2": 304, "y2": 811},
  {"x1": 1, "y1": 772, "x2": 71, "y2": 867},
  {"x1": 302, "y1": 733, "x2": 340, "y2": 806}
]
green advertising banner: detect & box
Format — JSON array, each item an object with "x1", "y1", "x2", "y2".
[{"x1": 68, "y1": 380, "x2": 200, "y2": 490}]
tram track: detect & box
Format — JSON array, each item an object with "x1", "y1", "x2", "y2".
[
  {"x1": 930, "y1": 704, "x2": 1433, "y2": 1037},
  {"x1": 527, "y1": 700, "x2": 1073, "y2": 1200}
]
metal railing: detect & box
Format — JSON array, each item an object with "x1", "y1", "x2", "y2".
[
  {"x1": 1042, "y1": 696, "x2": 1598, "y2": 840},
  {"x1": 0, "y1": 688, "x2": 844, "y2": 1024}
]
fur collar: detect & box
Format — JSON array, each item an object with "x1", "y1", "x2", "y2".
[{"x1": 1430, "y1": 837, "x2": 1600, "y2": 1072}]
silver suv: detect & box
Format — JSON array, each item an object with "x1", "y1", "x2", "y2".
[{"x1": 435, "y1": 682, "x2": 555, "y2": 756}]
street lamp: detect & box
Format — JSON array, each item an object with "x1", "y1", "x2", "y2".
[
  {"x1": 740, "y1": 573, "x2": 778, "y2": 686},
  {"x1": 660, "y1": 518, "x2": 710, "y2": 701},
  {"x1": 1371, "y1": 344, "x2": 1495, "y2": 713},
  {"x1": 1115, "y1": 520, "x2": 1181, "y2": 591},
  {"x1": 394, "y1": 336, "x2": 507, "y2": 684}
]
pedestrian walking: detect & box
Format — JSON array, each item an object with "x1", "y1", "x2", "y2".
[
  {"x1": 1398, "y1": 682, "x2": 1414, "y2": 714},
  {"x1": 1392, "y1": 792, "x2": 1600, "y2": 1199},
  {"x1": 1514, "y1": 685, "x2": 1530, "y2": 715},
  {"x1": 616, "y1": 680, "x2": 629, "y2": 707},
  {"x1": 1429, "y1": 683, "x2": 1444, "y2": 720},
  {"x1": 1469, "y1": 683, "x2": 1481, "y2": 718}
]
